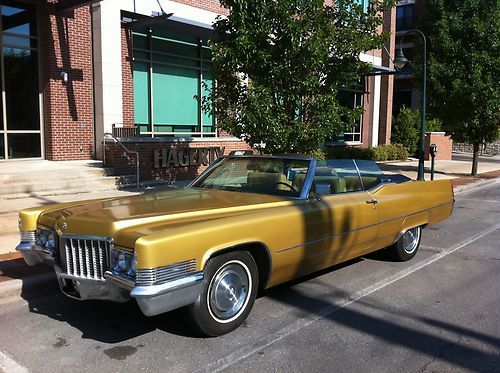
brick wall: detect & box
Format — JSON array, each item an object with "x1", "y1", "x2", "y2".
[
  {"x1": 172, "y1": 0, "x2": 228, "y2": 15},
  {"x1": 40, "y1": 3, "x2": 94, "y2": 160},
  {"x1": 104, "y1": 139, "x2": 251, "y2": 181},
  {"x1": 424, "y1": 132, "x2": 452, "y2": 161}
]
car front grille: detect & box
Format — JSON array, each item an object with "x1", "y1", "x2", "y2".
[
  {"x1": 136, "y1": 260, "x2": 197, "y2": 286},
  {"x1": 62, "y1": 236, "x2": 111, "y2": 281}
]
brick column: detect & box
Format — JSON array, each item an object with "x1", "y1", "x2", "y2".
[
  {"x1": 378, "y1": 7, "x2": 396, "y2": 145},
  {"x1": 40, "y1": 2, "x2": 94, "y2": 160}
]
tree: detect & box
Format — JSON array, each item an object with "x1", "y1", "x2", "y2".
[
  {"x1": 204, "y1": 0, "x2": 393, "y2": 154},
  {"x1": 416, "y1": 0, "x2": 500, "y2": 176}
]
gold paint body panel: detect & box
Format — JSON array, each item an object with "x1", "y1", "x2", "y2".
[{"x1": 18, "y1": 179, "x2": 454, "y2": 288}]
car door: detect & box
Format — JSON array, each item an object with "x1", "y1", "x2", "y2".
[{"x1": 308, "y1": 160, "x2": 380, "y2": 268}]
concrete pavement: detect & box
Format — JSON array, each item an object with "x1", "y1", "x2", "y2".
[{"x1": 378, "y1": 152, "x2": 500, "y2": 181}]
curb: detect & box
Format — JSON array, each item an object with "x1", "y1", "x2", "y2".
[
  {"x1": 0, "y1": 272, "x2": 57, "y2": 302},
  {"x1": 454, "y1": 177, "x2": 500, "y2": 194}
]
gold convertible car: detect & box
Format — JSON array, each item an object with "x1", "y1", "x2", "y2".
[{"x1": 16, "y1": 155, "x2": 454, "y2": 336}]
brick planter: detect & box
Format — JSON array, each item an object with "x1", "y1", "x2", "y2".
[
  {"x1": 424, "y1": 132, "x2": 453, "y2": 161},
  {"x1": 104, "y1": 137, "x2": 251, "y2": 182}
]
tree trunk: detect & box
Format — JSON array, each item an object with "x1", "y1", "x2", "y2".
[{"x1": 471, "y1": 142, "x2": 480, "y2": 176}]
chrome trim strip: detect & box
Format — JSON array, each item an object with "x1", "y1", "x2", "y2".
[
  {"x1": 104, "y1": 271, "x2": 135, "y2": 290},
  {"x1": 131, "y1": 272, "x2": 204, "y2": 298},
  {"x1": 275, "y1": 200, "x2": 454, "y2": 254},
  {"x1": 59, "y1": 233, "x2": 113, "y2": 242},
  {"x1": 300, "y1": 158, "x2": 317, "y2": 199},
  {"x1": 352, "y1": 159, "x2": 365, "y2": 191}
]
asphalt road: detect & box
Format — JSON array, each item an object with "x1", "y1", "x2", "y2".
[{"x1": 0, "y1": 181, "x2": 499, "y2": 373}]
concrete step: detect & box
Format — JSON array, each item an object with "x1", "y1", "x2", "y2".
[{"x1": 0, "y1": 176, "x2": 123, "y2": 196}]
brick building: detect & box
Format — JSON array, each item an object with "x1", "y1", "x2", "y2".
[{"x1": 0, "y1": 0, "x2": 397, "y2": 181}]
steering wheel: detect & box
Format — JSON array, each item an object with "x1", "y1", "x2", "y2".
[{"x1": 272, "y1": 182, "x2": 298, "y2": 193}]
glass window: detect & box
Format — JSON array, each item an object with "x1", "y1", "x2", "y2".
[
  {"x1": 192, "y1": 157, "x2": 311, "y2": 198},
  {"x1": 7, "y1": 133, "x2": 41, "y2": 158},
  {"x1": 396, "y1": 5, "x2": 414, "y2": 31},
  {"x1": 1, "y1": 3, "x2": 37, "y2": 35},
  {"x1": 3, "y1": 47, "x2": 39, "y2": 130},
  {"x1": 313, "y1": 159, "x2": 362, "y2": 195},
  {"x1": 132, "y1": 30, "x2": 214, "y2": 137},
  {"x1": 354, "y1": 159, "x2": 388, "y2": 189},
  {"x1": 331, "y1": 85, "x2": 364, "y2": 143}
]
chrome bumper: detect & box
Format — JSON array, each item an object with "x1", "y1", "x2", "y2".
[
  {"x1": 131, "y1": 273, "x2": 204, "y2": 316},
  {"x1": 16, "y1": 238, "x2": 204, "y2": 316},
  {"x1": 16, "y1": 241, "x2": 54, "y2": 266}
]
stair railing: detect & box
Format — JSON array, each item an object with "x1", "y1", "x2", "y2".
[{"x1": 103, "y1": 132, "x2": 140, "y2": 191}]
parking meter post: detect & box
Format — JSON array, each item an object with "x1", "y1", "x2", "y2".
[{"x1": 430, "y1": 144, "x2": 437, "y2": 181}]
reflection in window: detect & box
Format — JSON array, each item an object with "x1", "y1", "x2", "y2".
[{"x1": 1, "y1": 3, "x2": 37, "y2": 35}]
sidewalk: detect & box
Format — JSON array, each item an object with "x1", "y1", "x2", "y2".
[{"x1": 0, "y1": 152, "x2": 499, "y2": 302}]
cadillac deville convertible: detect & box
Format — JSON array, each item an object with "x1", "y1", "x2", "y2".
[{"x1": 16, "y1": 155, "x2": 454, "y2": 336}]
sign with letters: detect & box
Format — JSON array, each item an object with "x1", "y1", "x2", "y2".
[{"x1": 154, "y1": 147, "x2": 225, "y2": 168}]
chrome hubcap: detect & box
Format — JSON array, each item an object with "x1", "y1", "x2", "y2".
[
  {"x1": 209, "y1": 262, "x2": 250, "y2": 321},
  {"x1": 402, "y1": 227, "x2": 420, "y2": 254}
]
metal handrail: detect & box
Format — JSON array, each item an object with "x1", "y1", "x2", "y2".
[{"x1": 103, "y1": 132, "x2": 140, "y2": 191}]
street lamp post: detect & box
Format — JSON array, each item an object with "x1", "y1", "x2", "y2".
[{"x1": 394, "y1": 29, "x2": 427, "y2": 181}]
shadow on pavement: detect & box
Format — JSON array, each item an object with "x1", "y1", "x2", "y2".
[
  {"x1": 267, "y1": 285, "x2": 500, "y2": 372},
  {"x1": 19, "y1": 279, "x2": 201, "y2": 343}
]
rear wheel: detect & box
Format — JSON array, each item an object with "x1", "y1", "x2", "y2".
[
  {"x1": 186, "y1": 251, "x2": 258, "y2": 336},
  {"x1": 389, "y1": 226, "x2": 422, "y2": 261}
]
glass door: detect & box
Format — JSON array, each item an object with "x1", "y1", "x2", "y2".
[{"x1": 0, "y1": 0, "x2": 41, "y2": 160}]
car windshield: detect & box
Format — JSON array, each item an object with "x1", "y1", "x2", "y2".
[{"x1": 191, "y1": 157, "x2": 311, "y2": 198}]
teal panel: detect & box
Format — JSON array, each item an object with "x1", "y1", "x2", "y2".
[
  {"x1": 202, "y1": 71, "x2": 214, "y2": 131},
  {"x1": 133, "y1": 61, "x2": 150, "y2": 125},
  {"x1": 152, "y1": 64, "x2": 198, "y2": 126}
]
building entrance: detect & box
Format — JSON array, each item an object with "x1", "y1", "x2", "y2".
[{"x1": 0, "y1": 0, "x2": 41, "y2": 160}]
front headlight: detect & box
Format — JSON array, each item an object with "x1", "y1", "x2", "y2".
[
  {"x1": 111, "y1": 248, "x2": 137, "y2": 281},
  {"x1": 35, "y1": 228, "x2": 56, "y2": 253}
]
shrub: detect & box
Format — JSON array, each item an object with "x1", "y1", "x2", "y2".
[
  {"x1": 391, "y1": 107, "x2": 420, "y2": 156},
  {"x1": 325, "y1": 144, "x2": 408, "y2": 162}
]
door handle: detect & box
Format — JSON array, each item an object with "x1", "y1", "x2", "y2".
[{"x1": 365, "y1": 199, "x2": 378, "y2": 205}]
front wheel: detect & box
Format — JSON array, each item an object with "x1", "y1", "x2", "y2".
[
  {"x1": 389, "y1": 226, "x2": 422, "y2": 261},
  {"x1": 185, "y1": 251, "x2": 259, "y2": 336}
]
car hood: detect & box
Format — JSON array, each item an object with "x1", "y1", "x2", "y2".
[{"x1": 34, "y1": 188, "x2": 293, "y2": 247}]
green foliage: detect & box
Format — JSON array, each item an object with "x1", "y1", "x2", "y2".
[
  {"x1": 426, "y1": 118, "x2": 442, "y2": 132},
  {"x1": 416, "y1": 0, "x2": 499, "y2": 148},
  {"x1": 391, "y1": 107, "x2": 420, "y2": 156},
  {"x1": 325, "y1": 144, "x2": 408, "y2": 161},
  {"x1": 204, "y1": 0, "x2": 394, "y2": 154},
  {"x1": 305, "y1": 148, "x2": 327, "y2": 161}
]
